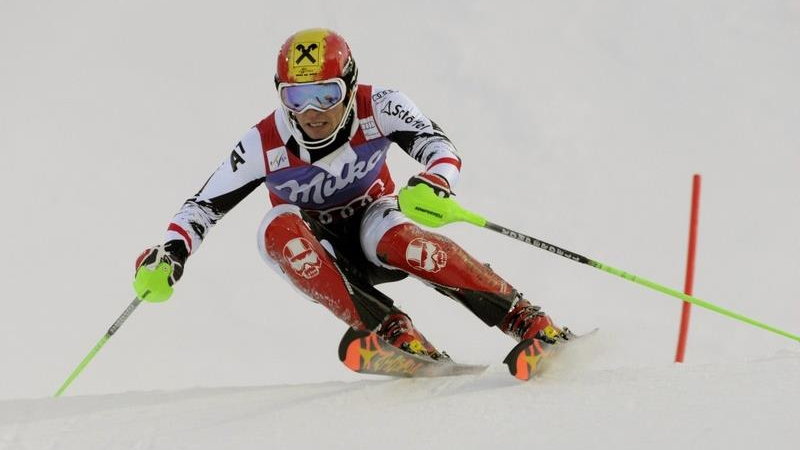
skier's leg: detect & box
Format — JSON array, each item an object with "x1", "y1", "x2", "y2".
[
  {"x1": 257, "y1": 204, "x2": 393, "y2": 331},
  {"x1": 257, "y1": 205, "x2": 446, "y2": 356},
  {"x1": 361, "y1": 196, "x2": 566, "y2": 343}
]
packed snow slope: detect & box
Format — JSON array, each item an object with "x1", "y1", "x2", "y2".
[
  {"x1": 1, "y1": 0, "x2": 798, "y2": 448},
  {"x1": 2, "y1": 349, "x2": 798, "y2": 450}
]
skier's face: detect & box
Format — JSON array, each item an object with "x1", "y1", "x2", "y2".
[{"x1": 295, "y1": 103, "x2": 345, "y2": 141}]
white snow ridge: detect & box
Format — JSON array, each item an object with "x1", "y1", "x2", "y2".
[{"x1": 2, "y1": 350, "x2": 798, "y2": 449}]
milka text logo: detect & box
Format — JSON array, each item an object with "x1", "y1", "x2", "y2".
[
  {"x1": 380, "y1": 101, "x2": 430, "y2": 130},
  {"x1": 500, "y1": 229, "x2": 582, "y2": 262},
  {"x1": 275, "y1": 151, "x2": 383, "y2": 204}
]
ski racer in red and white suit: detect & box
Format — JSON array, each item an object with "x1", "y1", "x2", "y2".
[{"x1": 137, "y1": 28, "x2": 564, "y2": 359}]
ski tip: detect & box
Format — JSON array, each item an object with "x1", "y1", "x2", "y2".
[{"x1": 503, "y1": 338, "x2": 550, "y2": 381}]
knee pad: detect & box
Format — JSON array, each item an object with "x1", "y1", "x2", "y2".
[
  {"x1": 255, "y1": 204, "x2": 390, "y2": 330},
  {"x1": 257, "y1": 204, "x2": 307, "y2": 275},
  {"x1": 360, "y1": 196, "x2": 412, "y2": 268}
]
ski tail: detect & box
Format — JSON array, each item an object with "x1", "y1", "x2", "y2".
[
  {"x1": 503, "y1": 328, "x2": 599, "y2": 381},
  {"x1": 503, "y1": 338, "x2": 552, "y2": 381}
]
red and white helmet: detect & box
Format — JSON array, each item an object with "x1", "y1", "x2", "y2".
[{"x1": 275, "y1": 28, "x2": 358, "y2": 149}]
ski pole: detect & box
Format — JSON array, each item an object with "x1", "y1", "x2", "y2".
[
  {"x1": 54, "y1": 297, "x2": 143, "y2": 397},
  {"x1": 398, "y1": 184, "x2": 800, "y2": 343},
  {"x1": 54, "y1": 259, "x2": 173, "y2": 397}
]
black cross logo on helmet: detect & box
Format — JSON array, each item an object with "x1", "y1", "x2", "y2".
[{"x1": 295, "y1": 43, "x2": 318, "y2": 64}]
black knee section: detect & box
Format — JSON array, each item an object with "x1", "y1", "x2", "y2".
[{"x1": 345, "y1": 277, "x2": 396, "y2": 330}]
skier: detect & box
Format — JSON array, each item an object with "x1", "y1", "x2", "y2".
[{"x1": 134, "y1": 28, "x2": 568, "y2": 362}]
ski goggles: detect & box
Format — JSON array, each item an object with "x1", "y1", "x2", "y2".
[{"x1": 278, "y1": 79, "x2": 346, "y2": 114}]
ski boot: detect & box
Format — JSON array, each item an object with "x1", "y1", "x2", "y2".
[
  {"x1": 378, "y1": 312, "x2": 449, "y2": 361},
  {"x1": 499, "y1": 297, "x2": 570, "y2": 344},
  {"x1": 499, "y1": 297, "x2": 573, "y2": 380}
]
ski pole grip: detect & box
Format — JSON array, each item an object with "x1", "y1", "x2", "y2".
[
  {"x1": 133, "y1": 262, "x2": 174, "y2": 303},
  {"x1": 398, "y1": 184, "x2": 487, "y2": 228}
]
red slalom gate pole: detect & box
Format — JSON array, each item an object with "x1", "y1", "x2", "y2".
[{"x1": 675, "y1": 174, "x2": 702, "y2": 363}]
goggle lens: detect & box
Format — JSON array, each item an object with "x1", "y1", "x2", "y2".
[{"x1": 280, "y1": 82, "x2": 344, "y2": 113}]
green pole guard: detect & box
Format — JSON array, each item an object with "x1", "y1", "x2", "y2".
[
  {"x1": 398, "y1": 184, "x2": 487, "y2": 228},
  {"x1": 133, "y1": 262, "x2": 174, "y2": 303}
]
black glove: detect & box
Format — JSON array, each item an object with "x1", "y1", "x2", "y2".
[
  {"x1": 407, "y1": 172, "x2": 453, "y2": 198},
  {"x1": 134, "y1": 239, "x2": 189, "y2": 287}
]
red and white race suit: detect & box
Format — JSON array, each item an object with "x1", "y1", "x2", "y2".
[{"x1": 163, "y1": 84, "x2": 516, "y2": 331}]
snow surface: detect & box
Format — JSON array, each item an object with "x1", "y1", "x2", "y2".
[
  {"x1": 3, "y1": 347, "x2": 798, "y2": 450},
  {"x1": 1, "y1": 0, "x2": 798, "y2": 448}
]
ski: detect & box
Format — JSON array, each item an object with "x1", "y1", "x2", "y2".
[
  {"x1": 338, "y1": 328, "x2": 488, "y2": 378},
  {"x1": 503, "y1": 328, "x2": 599, "y2": 381}
]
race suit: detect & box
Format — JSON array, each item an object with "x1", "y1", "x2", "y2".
[{"x1": 163, "y1": 84, "x2": 516, "y2": 330}]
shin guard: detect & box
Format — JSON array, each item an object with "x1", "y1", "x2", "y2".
[
  {"x1": 263, "y1": 212, "x2": 390, "y2": 330},
  {"x1": 376, "y1": 223, "x2": 517, "y2": 326}
]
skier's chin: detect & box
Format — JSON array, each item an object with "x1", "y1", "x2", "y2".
[
  {"x1": 301, "y1": 122, "x2": 334, "y2": 140},
  {"x1": 295, "y1": 103, "x2": 345, "y2": 141}
]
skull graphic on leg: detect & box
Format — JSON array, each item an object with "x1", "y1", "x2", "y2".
[
  {"x1": 283, "y1": 237, "x2": 321, "y2": 279},
  {"x1": 405, "y1": 238, "x2": 448, "y2": 273}
]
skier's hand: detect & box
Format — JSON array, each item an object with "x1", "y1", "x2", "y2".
[
  {"x1": 399, "y1": 173, "x2": 464, "y2": 228},
  {"x1": 133, "y1": 240, "x2": 188, "y2": 303},
  {"x1": 407, "y1": 172, "x2": 452, "y2": 198}
]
